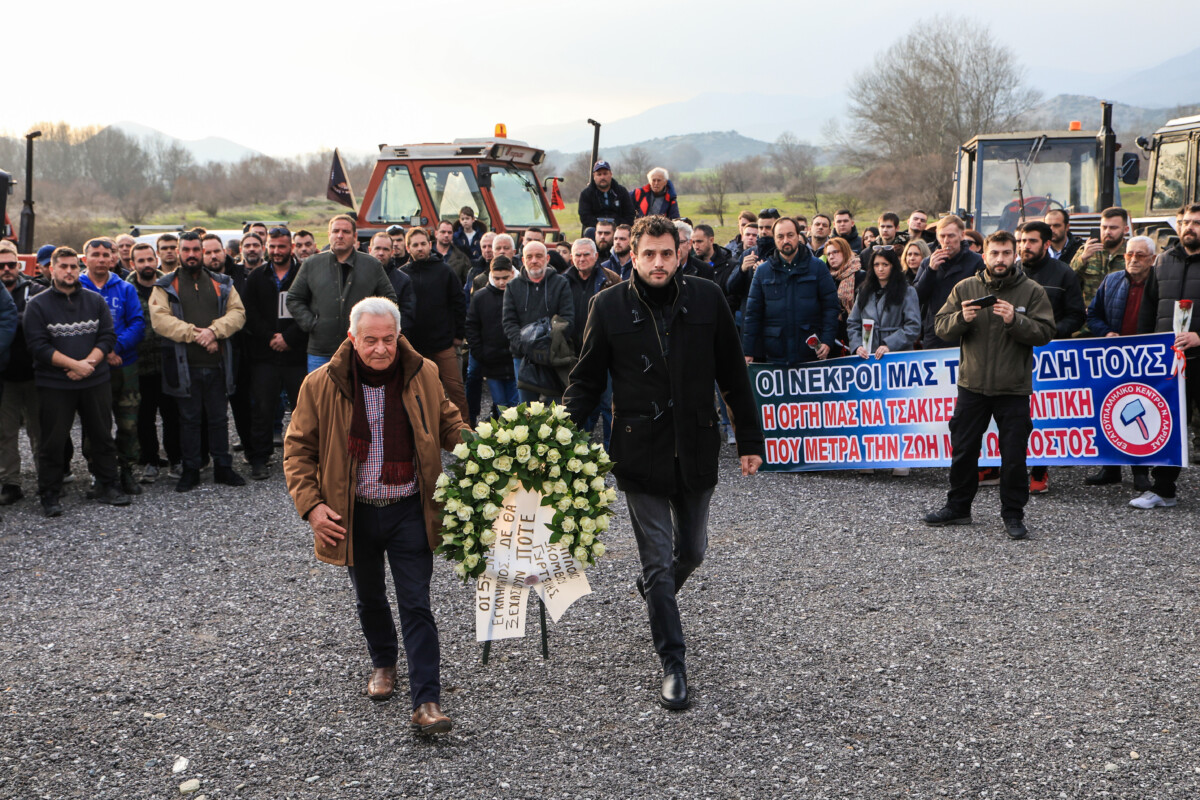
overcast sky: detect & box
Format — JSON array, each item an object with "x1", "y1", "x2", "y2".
[{"x1": 8, "y1": 0, "x2": 1198, "y2": 156}]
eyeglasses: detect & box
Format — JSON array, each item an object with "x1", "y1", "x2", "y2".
[
  {"x1": 871, "y1": 245, "x2": 896, "y2": 252},
  {"x1": 85, "y1": 240, "x2": 114, "y2": 250},
  {"x1": 0, "y1": 261, "x2": 20, "y2": 270},
  {"x1": 386, "y1": 225, "x2": 406, "y2": 235},
  {"x1": 268, "y1": 227, "x2": 291, "y2": 238},
  {"x1": 596, "y1": 217, "x2": 615, "y2": 225},
  {"x1": 758, "y1": 208, "x2": 779, "y2": 217}
]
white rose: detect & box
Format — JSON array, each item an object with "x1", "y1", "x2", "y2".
[
  {"x1": 573, "y1": 496, "x2": 589, "y2": 509},
  {"x1": 476, "y1": 421, "x2": 494, "y2": 439},
  {"x1": 542, "y1": 481, "x2": 555, "y2": 495},
  {"x1": 464, "y1": 536, "x2": 476, "y2": 550},
  {"x1": 513, "y1": 425, "x2": 530, "y2": 442},
  {"x1": 598, "y1": 451, "x2": 611, "y2": 465},
  {"x1": 504, "y1": 477, "x2": 520, "y2": 493},
  {"x1": 538, "y1": 424, "x2": 554, "y2": 439},
  {"x1": 552, "y1": 405, "x2": 569, "y2": 420},
  {"x1": 444, "y1": 498, "x2": 460, "y2": 513},
  {"x1": 603, "y1": 488, "x2": 617, "y2": 503},
  {"x1": 457, "y1": 507, "x2": 472, "y2": 521},
  {"x1": 452, "y1": 443, "x2": 470, "y2": 459},
  {"x1": 482, "y1": 503, "x2": 500, "y2": 520},
  {"x1": 566, "y1": 458, "x2": 583, "y2": 473},
  {"x1": 454, "y1": 563, "x2": 467, "y2": 577},
  {"x1": 578, "y1": 531, "x2": 594, "y2": 546},
  {"x1": 574, "y1": 443, "x2": 589, "y2": 456},
  {"x1": 441, "y1": 533, "x2": 456, "y2": 545},
  {"x1": 502, "y1": 406, "x2": 519, "y2": 422},
  {"x1": 443, "y1": 516, "x2": 457, "y2": 529},
  {"x1": 527, "y1": 457, "x2": 541, "y2": 470},
  {"x1": 465, "y1": 461, "x2": 480, "y2": 475},
  {"x1": 536, "y1": 443, "x2": 548, "y2": 456},
  {"x1": 494, "y1": 456, "x2": 514, "y2": 473},
  {"x1": 596, "y1": 515, "x2": 610, "y2": 531},
  {"x1": 459, "y1": 478, "x2": 473, "y2": 488},
  {"x1": 591, "y1": 541, "x2": 606, "y2": 557},
  {"x1": 560, "y1": 516, "x2": 576, "y2": 532},
  {"x1": 557, "y1": 498, "x2": 572, "y2": 511},
  {"x1": 580, "y1": 517, "x2": 597, "y2": 533},
  {"x1": 590, "y1": 476, "x2": 605, "y2": 491},
  {"x1": 546, "y1": 448, "x2": 561, "y2": 463},
  {"x1": 582, "y1": 462, "x2": 598, "y2": 476},
  {"x1": 433, "y1": 488, "x2": 446, "y2": 502},
  {"x1": 484, "y1": 472, "x2": 499, "y2": 484},
  {"x1": 559, "y1": 533, "x2": 574, "y2": 547},
  {"x1": 472, "y1": 482, "x2": 490, "y2": 500},
  {"x1": 554, "y1": 480, "x2": 570, "y2": 495},
  {"x1": 555, "y1": 427, "x2": 573, "y2": 445},
  {"x1": 529, "y1": 401, "x2": 545, "y2": 415},
  {"x1": 573, "y1": 479, "x2": 588, "y2": 494},
  {"x1": 476, "y1": 444, "x2": 495, "y2": 459},
  {"x1": 495, "y1": 429, "x2": 512, "y2": 444},
  {"x1": 464, "y1": 553, "x2": 480, "y2": 569},
  {"x1": 480, "y1": 529, "x2": 496, "y2": 546},
  {"x1": 435, "y1": 473, "x2": 451, "y2": 488},
  {"x1": 516, "y1": 444, "x2": 532, "y2": 463},
  {"x1": 548, "y1": 465, "x2": 561, "y2": 478},
  {"x1": 573, "y1": 546, "x2": 588, "y2": 563},
  {"x1": 463, "y1": 521, "x2": 474, "y2": 535}
]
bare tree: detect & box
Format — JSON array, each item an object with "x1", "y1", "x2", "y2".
[
  {"x1": 621, "y1": 146, "x2": 654, "y2": 187},
  {"x1": 149, "y1": 136, "x2": 195, "y2": 195},
  {"x1": 721, "y1": 157, "x2": 763, "y2": 201},
  {"x1": 769, "y1": 132, "x2": 821, "y2": 210},
  {"x1": 839, "y1": 16, "x2": 1040, "y2": 209},
  {"x1": 699, "y1": 171, "x2": 728, "y2": 226}
]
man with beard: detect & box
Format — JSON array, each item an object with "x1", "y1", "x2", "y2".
[
  {"x1": 578, "y1": 160, "x2": 635, "y2": 231},
  {"x1": 924, "y1": 231, "x2": 1055, "y2": 540},
  {"x1": 1016, "y1": 220, "x2": 1084, "y2": 495},
  {"x1": 24, "y1": 247, "x2": 130, "y2": 515},
  {"x1": 1071, "y1": 207, "x2": 1129, "y2": 306},
  {"x1": 149, "y1": 231, "x2": 247, "y2": 492},
  {"x1": 157, "y1": 233, "x2": 180, "y2": 272},
  {"x1": 433, "y1": 220, "x2": 471, "y2": 286},
  {"x1": 692, "y1": 225, "x2": 732, "y2": 296},
  {"x1": 594, "y1": 218, "x2": 616, "y2": 262},
  {"x1": 203, "y1": 233, "x2": 252, "y2": 456},
  {"x1": 673, "y1": 221, "x2": 715, "y2": 282},
  {"x1": 832, "y1": 209, "x2": 864, "y2": 253},
  {"x1": 564, "y1": 215, "x2": 763, "y2": 710},
  {"x1": 239, "y1": 232, "x2": 265, "y2": 272},
  {"x1": 242, "y1": 228, "x2": 309, "y2": 480},
  {"x1": 399, "y1": 227, "x2": 468, "y2": 421},
  {"x1": 1045, "y1": 209, "x2": 1084, "y2": 265},
  {"x1": 292, "y1": 230, "x2": 318, "y2": 262},
  {"x1": 369, "y1": 233, "x2": 416, "y2": 330},
  {"x1": 897, "y1": 210, "x2": 938, "y2": 248},
  {"x1": 80, "y1": 238, "x2": 146, "y2": 496},
  {"x1": 114, "y1": 234, "x2": 136, "y2": 278},
  {"x1": 1128, "y1": 203, "x2": 1200, "y2": 510},
  {"x1": 0, "y1": 241, "x2": 44, "y2": 505},
  {"x1": 502, "y1": 240, "x2": 574, "y2": 403},
  {"x1": 603, "y1": 224, "x2": 633, "y2": 280},
  {"x1": 127, "y1": 243, "x2": 180, "y2": 482}
]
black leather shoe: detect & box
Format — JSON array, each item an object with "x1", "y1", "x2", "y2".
[
  {"x1": 214, "y1": 466, "x2": 247, "y2": 486},
  {"x1": 119, "y1": 469, "x2": 143, "y2": 496},
  {"x1": 95, "y1": 485, "x2": 131, "y2": 506},
  {"x1": 250, "y1": 463, "x2": 270, "y2": 481},
  {"x1": 1085, "y1": 467, "x2": 1121, "y2": 486},
  {"x1": 659, "y1": 672, "x2": 690, "y2": 710},
  {"x1": 1004, "y1": 518, "x2": 1028, "y2": 540},
  {"x1": 41, "y1": 497, "x2": 63, "y2": 518},
  {"x1": 0, "y1": 484, "x2": 24, "y2": 505},
  {"x1": 635, "y1": 575, "x2": 645, "y2": 600},
  {"x1": 175, "y1": 468, "x2": 201, "y2": 493},
  {"x1": 1133, "y1": 473, "x2": 1153, "y2": 493},
  {"x1": 923, "y1": 507, "x2": 971, "y2": 527}
]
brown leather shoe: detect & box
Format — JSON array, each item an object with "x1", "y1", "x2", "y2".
[
  {"x1": 409, "y1": 702, "x2": 453, "y2": 735},
  {"x1": 366, "y1": 666, "x2": 397, "y2": 701}
]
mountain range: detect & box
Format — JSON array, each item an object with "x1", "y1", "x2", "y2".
[{"x1": 110, "y1": 121, "x2": 262, "y2": 164}]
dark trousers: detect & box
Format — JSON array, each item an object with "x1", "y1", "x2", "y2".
[
  {"x1": 625, "y1": 486, "x2": 714, "y2": 676},
  {"x1": 947, "y1": 387, "x2": 1032, "y2": 521},
  {"x1": 177, "y1": 366, "x2": 231, "y2": 470},
  {"x1": 229, "y1": 348, "x2": 253, "y2": 450},
  {"x1": 427, "y1": 347, "x2": 468, "y2": 424},
  {"x1": 37, "y1": 382, "x2": 118, "y2": 500},
  {"x1": 247, "y1": 359, "x2": 304, "y2": 466},
  {"x1": 347, "y1": 498, "x2": 440, "y2": 709},
  {"x1": 1149, "y1": 361, "x2": 1200, "y2": 498},
  {"x1": 465, "y1": 353, "x2": 483, "y2": 426},
  {"x1": 137, "y1": 372, "x2": 181, "y2": 467}
]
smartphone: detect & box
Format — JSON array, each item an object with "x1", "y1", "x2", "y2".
[
  {"x1": 965, "y1": 294, "x2": 998, "y2": 308},
  {"x1": 1089, "y1": 227, "x2": 1101, "y2": 242}
]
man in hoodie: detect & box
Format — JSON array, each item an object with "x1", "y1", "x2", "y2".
[
  {"x1": 913, "y1": 215, "x2": 986, "y2": 349},
  {"x1": 399, "y1": 227, "x2": 468, "y2": 421},
  {"x1": 577, "y1": 160, "x2": 635, "y2": 231},
  {"x1": 80, "y1": 238, "x2": 146, "y2": 495},
  {"x1": 502, "y1": 240, "x2": 574, "y2": 403},
  {"x1": 832, "y1": 210, "x2": 864, "y2": 254},
  {"x1": 24, "y1": 247, "x2": 130, "y2": 515},
  {"x1": 924, "y1": 230, "x2": 1055, "y2": 540}
]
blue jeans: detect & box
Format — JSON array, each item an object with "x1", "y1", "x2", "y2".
[
  {"x1": 466, "y1": 354, "x2": 484, "y2": 426},
  {"x1": 307, "y1": 354, "x2": 331, "y2": 373},
  {"x1": 487, "y1": 377, "x2": 519, "y2": 412}
]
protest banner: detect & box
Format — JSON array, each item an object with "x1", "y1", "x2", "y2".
[{"x1": 752, "y1": 333, "x2": 1188, "y2": 471}]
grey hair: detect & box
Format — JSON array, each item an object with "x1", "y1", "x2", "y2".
[
  {"x1": 648, "y1": 167, "x2": 669, "y2": 181},
  {"x1": 673, "y1": 220, "x2": 693, "y2": 240},
  {"x1": 493, "y1": 233, "x2": 515, "y2": 249},
  {"x1": 571, "y1": 238, "x2": 597, "y2": 254},
  {"x1": 1126, "y1": 235, "x2": 1156, "y2": 254},
  {"x1": 523, "y1": 240, "x2": 547, "y2": 256},
  {"x1": 349, "y1": 296, "x2": 401, "y2": 337}
]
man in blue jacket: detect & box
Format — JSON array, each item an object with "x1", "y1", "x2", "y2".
[
  {"x1": 742, "y1": 217, "x2": 839, "y2": 365},
  {"x1": 80, "y1": 238, "x2": 145, "y2": 496}
]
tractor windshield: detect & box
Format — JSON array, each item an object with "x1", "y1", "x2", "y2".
[
  {"x1": 976, "y1": 139, "x2": 1100, "y2": 234},
  {"x1": 364, "y1": 165, "x2": 422, "y2": 224},
  {"x1": 421, "y1": 165, "x2": 489, "y2": 226},
  {"x1": 488, "y1": 166, "x2": 551, "y2": 228}
]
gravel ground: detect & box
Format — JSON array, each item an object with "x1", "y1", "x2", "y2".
[{"x1": 3, "y1": 426, "x2": 1200, "y2": 799}]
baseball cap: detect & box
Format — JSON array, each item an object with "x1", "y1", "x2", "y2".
[
  {"x1": 36, "y1": 244, "x2": 55, "y2": 266},
  {"x1": 592, "y1": 160, "x2": 612, "y2": 173}
]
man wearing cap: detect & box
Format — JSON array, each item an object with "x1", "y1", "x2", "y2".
[
  {"x1": 578, "y1": 161, "x2": 635, "y2": 233},
  {"x1": 34, "y1": 245, "x2": 56, "y2": 287}
]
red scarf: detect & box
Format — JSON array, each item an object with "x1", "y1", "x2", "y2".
[{"x1": 348, "y1": 352, "x2": 414, "y2": 485}]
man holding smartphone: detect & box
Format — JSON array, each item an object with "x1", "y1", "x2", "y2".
[
  {"x1": 1070, "y1": 207, "x2": 1129, "y2": 306},
  {"x1": 923, "y1": 231, "x2": 1056, "y2": 540}
]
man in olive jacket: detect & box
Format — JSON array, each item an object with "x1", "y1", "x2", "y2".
[
  {"x1": 924, "y1": 230, "x2": 1055, "y2": 540},
  {"x1": 564, "y1": 215, "x2": 764, "y2": 711},
  {"x1": 284, "y1": 297, "x2": 467, "y2": 734},
  {"x1": 286, "y1": 215, "x2": 396, "y2": 372}
]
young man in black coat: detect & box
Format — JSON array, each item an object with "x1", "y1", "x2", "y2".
[
  {"x1": 564, "y1": 215, "x2": 764, "y2": 711},
  {"x1": 464, "y1": 257, "x2": 519, "y2": 425}
]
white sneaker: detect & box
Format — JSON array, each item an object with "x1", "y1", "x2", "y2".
[{"x1": 1129, "y1": 491, "x2": 1177, "y2": 509}]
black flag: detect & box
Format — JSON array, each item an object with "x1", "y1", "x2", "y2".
[{"x1": 326, "y1": 148, "x2": 357, "y2": 211}]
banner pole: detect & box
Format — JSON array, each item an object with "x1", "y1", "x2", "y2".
[
  {"x1": 539, "y1": 596, "x2": 549, "y2": 659},
  {"x1": 481, "y1": 640, "x2": 492, "y2": 666}
]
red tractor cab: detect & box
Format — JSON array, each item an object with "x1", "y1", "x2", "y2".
[{"x1": 353, "y1": 131, "x2": 561, "y2": 248}]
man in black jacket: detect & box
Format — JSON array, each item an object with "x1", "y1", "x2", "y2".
[
  {"x1": 0, "y1": 243, "x2": 44, "y2": 505},
  {"x1": 577, "y1": 161, "x2": 635, "y2": 232},
  {"x1": 1045, "y1": 209, "x2": 1084, "y2": 266},
  {"x1": 1130, "y1": 203, "x2": 1200, "y2": 510},
  {"x1": 564, "y1": 215, "x2": 764, "y2": 711},
  {"x1": 400, "y1": 227, "x2": 468, "y2": 421},
  {"x1": 242, "y1": 229, "x2": 310, "y2": 479},
  {"x1": 23, "y1": 247, "x2": 131, "y2": 515},
  {"x1": 502, "y1": 241, "x2": 574, "y2": 403},
  {"x1": 913, "y1": 215, "x2": 985, "y2": 349},
  {"x1": 369, "y1": 233, "x2": 416, "y2": 330},
  {"x1": 464, "y1": 256, "x2": 518, "y2": 424}
]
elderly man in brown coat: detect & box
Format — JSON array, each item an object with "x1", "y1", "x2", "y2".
[{"x1": 284, "y1": 296, "x2": 467, "y2": 734}]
